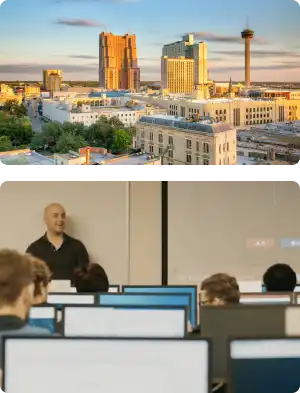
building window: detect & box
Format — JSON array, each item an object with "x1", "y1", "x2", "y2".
[
  {"x1": 149, "y1": 132, "x2": 153, "y2": 141},
  {"x1": 141, "y1": 131, "x2": 145, "y2": 138},
  {"x1": 168, "y1": 136, "x2": 173, "y2": 145},
  {"x1": 158, "y1": 134, "x2": 163, "y2": 143},
  {"x1": 196, "y1": 156, "x2": 199, "y2": 165},
  {"x1": 186, "y1": 154, "x2": 192, "y2": 163},
  {"x1": 186, "y1": 139, "x2": 192, "y2": 149},
  {"x1": 168, "y1": 150, "x2": 173, "y2": 158},
  {"x1": 223, "y1": 143, "x2": 226, "y2": 152},
  {"x1": 149, "y1": 145, "x2": 154, "y2": 153},
  {"x1": 219, "y1": 145, "x2": 221, "y2": 154},
  {"x1": 203, "y1": 159, "x2": 209, "y2": 165},
  {"x1": 196, "y1": 141, "x2": 200, "y2": 151},
  {"x1": 159, "y1": 147, "x2": 163, "y2": 156},
  {"x1": 141, "y1": 143, "x2": 144, "y2": 150},
  {"x1": 203, "y1": 143, "x2": 210, "y2": 153},
  {"x1": 227, "y1": 142, "x2": 229, "y2": 151}
]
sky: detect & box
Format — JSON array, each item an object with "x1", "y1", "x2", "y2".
[{"x1": 0, "y1": 0, "x2": 300, "y2": 82}]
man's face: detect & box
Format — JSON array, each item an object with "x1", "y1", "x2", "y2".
[{"x1": 44, "y1": 204, "x2": 66, "y2": 235}]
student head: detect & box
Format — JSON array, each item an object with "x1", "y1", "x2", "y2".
[
  {"x1": 0, "y1": 249, "x2": 35, "y2": 320},
  {"x1": 28, "y1": 256, "x2": 52, "y2": 305},
  {"x1": 44, "y1": 203, "x2": 66, "y2": 236},
  {"x1": 74, "y1": 263, "x2": 109, "y2": 293},
  {"x1": 263, "y1": 263, "x2": 297, "y2": 292},
  {"x1": 200, "y1": 273, "x2": 240, "y2": 306}
]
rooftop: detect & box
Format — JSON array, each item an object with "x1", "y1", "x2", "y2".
[
  {"x1": 105, "y1": 153, "x2": 160, "y2": 165},
  {"x1": 1, "y1": 151, "x2": 54, "y2": 165},
  {"x1": 139, "y1": 115, "x2": 233, "y2": 135}
]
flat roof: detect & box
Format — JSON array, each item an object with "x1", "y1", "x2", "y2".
[
  {"x1": 139, "y1": 115, "x2": 233, "y2": 134},
  {"x1": 1, "y1": 151, "x2": 54, "y2": 165},
  {"x1": 105, "y1": 154, "x2": 160, "y2": 165}
]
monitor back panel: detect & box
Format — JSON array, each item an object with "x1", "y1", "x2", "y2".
[
  {"x1": 3, "y1": 337, "x2": 210, "y2": 393},
  {"x1": 62, "y1": 305, "x2": 187, "y2": 338},
  {"x1": 229, "y1": 338, "x2": 300, "y2": 393},
  {"x1": 28, "y1": 306, "x2": 57, "y2": 334},
  {"x1": 122, "y1": 286, "x2": 197, "y2": 326},
  {"x1": 200, "y1": 305, "x2": 286, "y2": 380}
]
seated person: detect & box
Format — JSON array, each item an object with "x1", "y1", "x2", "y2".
[
  {"x1": 191, "y1": 273, "x2": 240, "y2": 334},
  {"x1": 0, "y1": 249, "x2": 52, "y2": 368},
  {"x1": 263, "y1": 263, "x2": 297, "y2": 292},
  {"x1": 29, "y1": 255, "x2": 52, "y2": 305},
  {"x1": 74, "y1": 263, "x2": 109, "y2": 293}
]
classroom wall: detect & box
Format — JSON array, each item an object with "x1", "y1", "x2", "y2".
[
  {"x1": 0, "y1": 181, "x2": 162, "y2": 285},
  {"x1": 168, "y1": 181, "x2": 300, "y2": 284}
]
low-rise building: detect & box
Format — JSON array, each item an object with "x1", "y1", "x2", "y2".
[
  {"x1": 0, "y1": 149, "x2": 54, "y2": 165},
  {"x1": 135, "y1": 114, "x2": 236, "y2": 165},
  {"x1": 24, "y1": 86, "x2": 40, "y2": 100},
  {"x1": 0, "y1": 84, "x2": 22, "y2": 105},
  {"x1": 42, "y1": 99, "x2": 166, "y2": 127},
  {"x1": 129, "y1": 93, "x2": 300, "y2": 129}
]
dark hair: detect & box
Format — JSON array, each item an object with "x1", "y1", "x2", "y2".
[
  {"x1": 74, "y1": 263, "x2": 109, "y2": 293},
  {"x1": 201, "y1": 273, "x2": 240, "y2": 304},
  {"x1": 0, "y1": 249, "x2": 34, "y2": 305},
  {"x1": 263, "y1": 264, "x2": 297, "y2": 292},
  {"x1": 27, "y1": 255, "x2": 52, "y2": 297}
]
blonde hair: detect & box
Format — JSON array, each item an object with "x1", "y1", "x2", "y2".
[
  {"x1": 27, "y1": 255, "x2": 52, "y2": 297},
  {"x1": 201, "y1": 273, "x2": 240, "y2": 304}
]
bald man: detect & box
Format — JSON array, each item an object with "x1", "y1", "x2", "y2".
[{"x1": 26, "y1": 203, "x2": 89, "y2": 280}]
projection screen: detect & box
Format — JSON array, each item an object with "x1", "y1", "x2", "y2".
[{"x1": 168, "y1": 182, "x2": 300, "y2": 284}]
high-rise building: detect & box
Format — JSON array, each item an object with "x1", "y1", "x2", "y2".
[
  {"x1": 43, "y1": 69, "x2": 63, "y2": 91},
  {"x1": 99, "y1": 32, "x2": 140, "y2": 92},
  {"x1": 161, "y1": 57, "x2": 194, "y2": 94},
  {"x1": 161, "y1": 35, "x2": 209, "y2": 98}
]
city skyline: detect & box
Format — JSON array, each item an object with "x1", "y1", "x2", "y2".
[{"x1": 0, "y1": 0, "x2": 300, "y2": 82}]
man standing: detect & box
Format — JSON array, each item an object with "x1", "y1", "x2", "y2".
[{"x1": 26, "y1": 203, "x2": 89, "y2": 280}]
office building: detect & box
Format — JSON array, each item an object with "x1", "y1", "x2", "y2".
[
  {"x1": 161, "y1": 57, "x2": 194, "y2": 94},
  {"x1": 135, "y1": 114, "x2": 237, "y2": 165},
  {"x1": 161, "y1": 36, "x2": 209, "y2": 98},
  {"x1": 99, "y1": 32, "x2": 140, "y2": 92},
  {"x1": 43, "y1": 69, "x2": 63, "y2": 91},
  {"x1": 130, "y1": 93, "x2": 300, "y2": 128},
  {"x1": 24, "y1": 85, "x2": 40, "y2": 100}
]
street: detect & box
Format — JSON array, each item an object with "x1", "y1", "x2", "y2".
[{"x1": 27, "y1": 101, "x2": 43, "y2": 132}]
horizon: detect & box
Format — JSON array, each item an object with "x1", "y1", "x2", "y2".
[{"x1": 0, "y1": 0, "x2": 300, "y2": 82}]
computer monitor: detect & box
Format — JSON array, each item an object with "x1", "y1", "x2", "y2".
[
  {"x1": 229, "y1": 338, "x2": 300, "y2": 393},
  {"x1": 262, "y1": 283, "x2": 300, "y2": 293},
  {"x1": 240, "y1": 293, "x2": 293, "y2": 304},
  {"x1": 201, "y1": 305, "x2": 286, "y2": 379},
  {"x1": 28, "y1": 306, "x2": 57, "y2": 334},
  {"x1": 48, "y1": 293, "x2": 97, "y2": 308},
  {"x1": 62, "y1": 305, "x2": 187, "y2": 337},
  {"x1": 109, "y1": 285, "x2": 120, "y2": 293},
  {"x1": 98, "y1": 293, "x2": 192, "y2": 320},
  {"x1": 3, "y1": 337, "x2": 210, "y2": 393},
  {"x1": 122, "y1": 285, "x2": 197, "y2": 326}
]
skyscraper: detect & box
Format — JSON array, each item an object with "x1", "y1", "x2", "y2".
[
  {"x1": 161, "y1": 35, "x2": 209, "y2": 98},
  {"x1": 43, "y1": 69, "x2": 63, "y2": 91},
  {"x1": 99, "y1": 32, "x2": 140, "y2": 92}
]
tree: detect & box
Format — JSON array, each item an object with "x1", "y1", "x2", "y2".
[
  {"x1": 30, "y1": 132, "x2": 47, "y2": 151},
  {"x1": 0, "y1": 136, "x2": 13, "y2": 152},
  {"x1": 55, "y1": 132, "x2": 87, "y2": 153},
  {"x1": 3, "y1": 100, "x2": 27, "y2": 117},
  {"x1": 84, "y1": 120, "x2": 114, "y2": 149},
  {"x1": 113, "y1": 129, "x2": 132, "y2": 153},
  {"x1": 108, "y1": 116, "x2": 124, "y2": 129},
  {"x1": 125, "y1": 126, "x2": 136, "y2": 138},
  {"x1": 62, "y1": 122, "x2": 86, "y2": 137},
  {"x1": 41, "y1": 121, "x2": 64, "y2": 149}
]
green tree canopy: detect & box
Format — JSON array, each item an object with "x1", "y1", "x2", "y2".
[
  {"x1": 108, "y1": 116, "x2": 125, "y2": 129},
  {"x1": 113, "y1": 129, "x2": 132, "y2": 153},
  {"x1": 55, "y1": 132, "x2": 87, "y2": 153},
  {"x1": 0, "y1": 136, "x2": 13, "y2": 152}
]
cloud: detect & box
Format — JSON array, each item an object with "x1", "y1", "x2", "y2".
[
  {"x1": 69, "y1": 55, "x2": 98, "y2": 59},
  {"x1": 55, "y1": 18, "x2": 102, "y2": 27},
  {"x1": 0, "y1": 63, "x2": 97, "y2": 74},
  {"x1": 185, "y1": 32, "x2": 268, "y2": 45},
  {"x1": 212, "y1": 49, "x2": 300, "y2": 58},
  {"x1": 211, "y1": 63, "x2": 300, "y2": 73}
]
